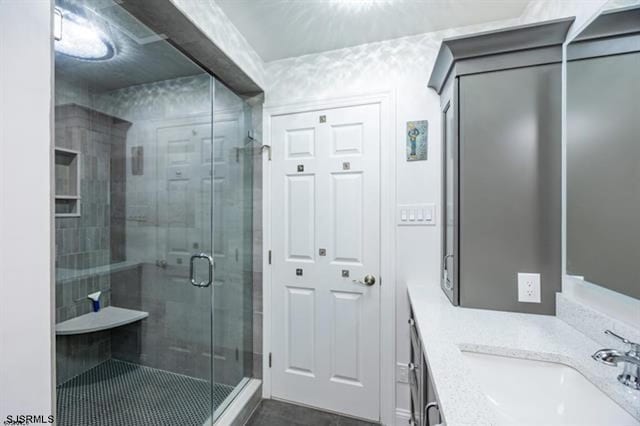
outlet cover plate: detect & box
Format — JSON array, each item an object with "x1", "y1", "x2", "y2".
[{"x1": 518, "y1": 272, "x2": 541, "y2": 303}]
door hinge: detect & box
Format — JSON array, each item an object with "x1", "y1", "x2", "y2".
[
  {"x1": 268, "y1": 352, "x2": 272, "y2": 368},
  {"x1": 235, "y1": 347, "x2": 239, "y2": 361},
  {"x1": 268, "y1": 250, "x2": 272, "y2": 265},
  {"x1": 380, "y1": 276, "x2": 382, "y2": 286},
  {"x1": 261, "y1": 145, "x2": 272, "y2": 161}
]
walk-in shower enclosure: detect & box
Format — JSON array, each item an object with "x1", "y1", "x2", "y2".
[{"x1": 53, "y1": 1, "x2": 256, "y2": 424}]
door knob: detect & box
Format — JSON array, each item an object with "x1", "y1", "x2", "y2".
[{"x1": 353, "y1": 274, "x2": 376, "y2": 286}]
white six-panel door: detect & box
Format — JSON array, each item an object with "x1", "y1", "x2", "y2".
[{"x1": 271, "y1": 103, "x2": 381, "y2": 421}]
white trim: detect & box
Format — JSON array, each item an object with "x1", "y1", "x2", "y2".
[
  {"x1": 0, "y1": 0, "x2": 55, "y2": 417},
  {"x1": 395, "y1": 408, "x2": 412, "y2": 425},
  {"x1": 261, "y1": 91, "x2": 397, "y2": 425},
  {"x1": 262, "y1": 102, "x2": 273, "y2": 397}
]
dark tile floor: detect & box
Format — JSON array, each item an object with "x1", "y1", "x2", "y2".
[
  {"x1": 246, "y1": 400, "x2": 379, "y2": 426},
  {"x1": 57, "y1": 359, "x2": 233, "y2": 426}
]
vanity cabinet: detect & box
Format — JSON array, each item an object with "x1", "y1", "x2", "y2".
[
  {"x1": 429, "y1": 18, "x2": 574, "y2": 315},
  {"x1": 409, "y1": 304, "x2": 441, "y2": 426}
]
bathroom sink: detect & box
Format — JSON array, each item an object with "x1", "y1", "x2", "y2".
[{"x1": 461, "y1": 351, "x2": 639, "y2": 426}]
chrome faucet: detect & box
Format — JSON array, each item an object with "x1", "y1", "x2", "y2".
[{"x1": 592, "y1": 330, "x2": 640, "y2": 391}]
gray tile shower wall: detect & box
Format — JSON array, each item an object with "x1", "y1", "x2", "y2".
[
  {"x1": 54, "y1": 104, "x2": 130, "y2": 384},
  {"x1": 110, "y1": 262, "x2": 252, "y2": 386},
  {"x1": 56, "y1": 330, "x2": 111, "y2": 385},
  {"x1": 110, "y1": 135, "x2": 127, "y2": 263},
  {"x1": 54, "y1": 104, "x2": 130, "y2": 323},
  {"x1": 55, "y1": 80, "x2": 262, "y2": 389},
  {"x1": 111, "y1": 263, "x2": 218, "y2": 382}
]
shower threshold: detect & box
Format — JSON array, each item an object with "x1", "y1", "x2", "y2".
[{"x1": 56, "y1": 359, "x2": 234, "y2": 426}]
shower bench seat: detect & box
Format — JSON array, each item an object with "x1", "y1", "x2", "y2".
[{"x1": 55, "y1": 306, "x2": 148, "y2": 335}]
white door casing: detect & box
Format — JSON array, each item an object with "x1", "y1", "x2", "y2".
[{"x1": 270, "y1": 103, "x2": 381, "y2": 421}]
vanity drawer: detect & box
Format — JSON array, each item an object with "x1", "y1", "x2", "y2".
[
  {"x1": 409, "y1": 333, "x2": 422, "y2": 418},
  {"x1": 423, "y1": 356, "x2": 441, "y2": 426}
]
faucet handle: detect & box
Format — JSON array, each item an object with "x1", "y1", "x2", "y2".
[{"x1": 605, "y1": 330, "x2": 640, "y2": 352}]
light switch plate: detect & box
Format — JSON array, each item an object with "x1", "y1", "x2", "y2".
[
  {"x1": 397, "y1": 203, "x2": 436, "y2": 226},
  {"x1": 518, "y1": 272, "x2": 541, "y2": 303}
]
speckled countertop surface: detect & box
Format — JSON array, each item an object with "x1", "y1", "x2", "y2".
[{"x1": 407, "y1": 281, "x2": 640, "y2": 426}]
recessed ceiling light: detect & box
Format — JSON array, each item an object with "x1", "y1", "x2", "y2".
[
  {"x1": 54, "y1": 8, "x2": 116, "y2": 61},
  {"x1": 331, "y1": 0, "x2": 397, "y2": 13}
]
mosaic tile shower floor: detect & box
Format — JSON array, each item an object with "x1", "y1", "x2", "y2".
[{"x1": 56, "y1": 359, "x2": 233, "y2": 426}]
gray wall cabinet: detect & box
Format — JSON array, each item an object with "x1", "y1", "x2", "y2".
[{"x1": 430, "y1": 18, "x2": 572, "y2": 314}]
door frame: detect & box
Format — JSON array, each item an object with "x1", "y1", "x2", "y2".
[{"x1": 262, "y1": 91, "x2": 396, "y2": 425}]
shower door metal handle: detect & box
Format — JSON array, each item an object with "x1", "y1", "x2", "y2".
[{"x1": 190, "y1": 253, "x2": 214, "y2": 288}]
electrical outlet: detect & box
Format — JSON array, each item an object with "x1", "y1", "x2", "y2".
[
  {"x1": 397, "y1": 363, "x2": 409, "y2": 383},
  {"x1": 518, "y1": 273, "x2": 541, "y2": 303}
]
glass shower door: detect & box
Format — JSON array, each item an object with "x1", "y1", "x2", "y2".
[
  {"x1": 210, "y1": 83, "x2": 255, "y2": 419},
  {"x1": 53, "y1": 1, "x2": 219, "y2": 424}
]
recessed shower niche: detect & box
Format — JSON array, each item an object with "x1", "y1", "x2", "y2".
[
  {"x1": 54, "y1": 105, "x2": 131, "y2": 220},
  {"x1": 54, "y1": 147, "x2": 80, "y2": 217}
]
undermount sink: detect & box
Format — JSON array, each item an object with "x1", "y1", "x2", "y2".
[{"x1": 461, "y1": 351, "x2": 639, "y2": 426}]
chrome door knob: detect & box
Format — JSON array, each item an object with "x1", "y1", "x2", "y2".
[{"x1": 353, "y1": 274, "x2": 376, "y2": 286}]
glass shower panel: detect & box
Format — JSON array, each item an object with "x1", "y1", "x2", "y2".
[
  {"x1": 52, "y1": 0, "x2": 222, "y2": 424},
  {"x1": 211, "y1": 82, "x2": 255, "y2": 417}
]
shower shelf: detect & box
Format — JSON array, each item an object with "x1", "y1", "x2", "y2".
[
  {"x1": 55, "y1": 306, "x2": 148, "y2": 335},
  {"x1": 54, "y1": 147, "x2": 81, "y2": 218}
]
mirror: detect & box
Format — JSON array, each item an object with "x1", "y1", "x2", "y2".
[{"x1": 566, "y1": 1, "x2": 640, "y2": 300}]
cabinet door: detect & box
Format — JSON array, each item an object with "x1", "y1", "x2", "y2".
[
  {"x1": 423, "y1": 357, "x2": 441, "y2": 426},
  {"x1": 408, "y1": 308, "x2": 422, "y2": 425},
  {"x1": 441, "y1": 78, "x2": 459, "y2": 305},
  {"x1": 458, "y1": 64, "x2": 561, "y2": 314}
]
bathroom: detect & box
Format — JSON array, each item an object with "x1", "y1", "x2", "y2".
[{"x1": 0, "y1": 0, "x2": 639, "y2": 425}]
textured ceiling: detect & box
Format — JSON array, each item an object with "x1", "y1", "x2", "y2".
[
  {"x1": 55, "y1": 0, "x2": 204, "y2": 93},
  {"x1": 216, "y1": 0, "x2": 534, "y2": 61}
]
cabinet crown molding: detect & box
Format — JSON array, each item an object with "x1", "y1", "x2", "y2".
[{"x1": 428, "y1": 17, "x2": 575, "y2": 94}]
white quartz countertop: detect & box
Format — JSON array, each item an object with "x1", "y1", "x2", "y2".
[{"x1": 407, "y1": 281, "x2": 640, "y2": 425}]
